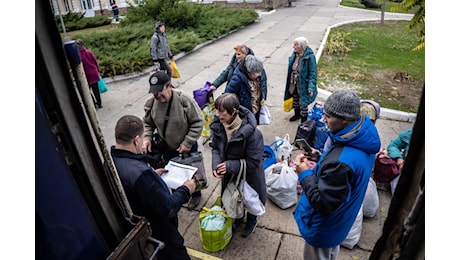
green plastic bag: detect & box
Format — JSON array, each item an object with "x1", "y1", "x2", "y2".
[
  {"x1": 199, "y1": 197, "x2": 232, "y2": 252},
  {"x1": 98, "y1": 75, "x2": 108, "y2": 93}
]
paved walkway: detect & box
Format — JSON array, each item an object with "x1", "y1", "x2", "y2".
[{"x1": 96, "y1": 0, "x2": 418, "y2": 259}]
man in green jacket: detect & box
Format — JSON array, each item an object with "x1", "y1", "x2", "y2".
[{"x1": 142, "y1": 71, "x2": 204, "y2": 210}]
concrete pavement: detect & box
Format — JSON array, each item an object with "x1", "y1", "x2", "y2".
[{"x1": 96, "y1": 0, "x2": 418, "y2": 258}]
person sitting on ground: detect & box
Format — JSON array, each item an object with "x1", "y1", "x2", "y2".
[
  {"x1": 387, "y1": 128, "x2": 412, "y2": 172},
  {"x1": 210, "y1": 44, "x2": 267, "y2": 92},
  {"x1": 111, "y1": 115, "x2": 195, "y2": 260}
]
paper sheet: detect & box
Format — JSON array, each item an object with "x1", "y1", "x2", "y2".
[{"x1": 162, "y1": 161, "x2": 197, "y2": 189}]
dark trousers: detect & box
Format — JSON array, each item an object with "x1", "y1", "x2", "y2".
[
  {"x1": 89, "y1": 82, "x2": 102, "y2": 107},
  {"x1": 158, "y1": 59, "x2": 172, "y2": 78}
]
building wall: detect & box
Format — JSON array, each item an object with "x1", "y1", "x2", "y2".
[
  {"x1": 51, "y1": 0, "x2": 289, "y2": 17},
  {"x1": 50, "y1": 0, "x2": 135, "y2": 17}
]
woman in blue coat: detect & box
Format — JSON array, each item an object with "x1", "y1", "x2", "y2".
[
  {"x1": 284, "y1": 36, "x2": 318, "y2": 122},
  {"x1": 210, "y1": 93, "x2": 266, "y2": 238},
  {"x1": 225, "y1": 54, "x2": 267, "y2": 125}
]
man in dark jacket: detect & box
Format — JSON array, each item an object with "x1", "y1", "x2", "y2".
[
  {"x1": 150, "y1": 21, "x2": 174, "y2": 77},
  {"x1": 292, "y1": 90, "x2": 381, "y2": 259},
  {"x1": 111, "y1": 115, "x2": 196, "y2": 260}
]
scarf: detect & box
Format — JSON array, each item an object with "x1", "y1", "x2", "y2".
[{"x1": 223, "y1": 115, "x2": 242, "y2": 143}]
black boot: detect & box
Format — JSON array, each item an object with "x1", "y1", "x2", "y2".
[
  {"x1": 289, "y1": 108, "x2": 301, "y2": 122},
  {"x1": 187, "y1": 192, "x2": 201, "y2": 210},
  {"x1": 242, "y1": 213, "x2": 257, "y2": 238},
  {"x1": 301, "y1": 115, "x2": 308, "y2": 123}
]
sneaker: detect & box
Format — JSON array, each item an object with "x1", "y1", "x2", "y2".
[
  {"x1": 242, "y1": 219, "x2": 257, "y2": 238},
  {"x1": 187, "y1": 195, "x2": 201, "y2": 210}
]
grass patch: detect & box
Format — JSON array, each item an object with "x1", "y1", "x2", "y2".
[
  {"x1": 318, "y1": 20, "x2": 424, "y2": 113},
  {"x1": 340, "y1": 0, "x2": 418, "y2": 13}
]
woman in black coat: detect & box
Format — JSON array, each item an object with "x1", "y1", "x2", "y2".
[{"x1": 210, "y1": 93, "x2": 266, "y2": 238}]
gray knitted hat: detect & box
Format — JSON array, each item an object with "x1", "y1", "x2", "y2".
[{"x1": 324, "y1": 90, "x2": 361, "y2": 121}]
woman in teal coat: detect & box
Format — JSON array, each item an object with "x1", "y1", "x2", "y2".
[{"x1": 284, "y1": 36, "x2": 318, "y2": 122}]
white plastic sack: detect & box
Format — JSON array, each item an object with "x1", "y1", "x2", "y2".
[
  {"x1": 341, "y1": 205, "x2": 363, "y2": 249},
  {"x1": 274, "y1": 134, "x2": 293, "y2": 161},
  {"x1": 363, "y1": 178, "x2": 379, "y2": 218},
  {"x1": 264, "y1": 160, "x2": 298, "y2": 209},
  {"x1": 390, "y1": 174, "x2": 400, "y2": 196},
  {"x1": 259, "y1": 104, "x2": 272, "y2": 125},
  {"x1": 241, "y1": 181, "x2": 265, "y2": 216}
]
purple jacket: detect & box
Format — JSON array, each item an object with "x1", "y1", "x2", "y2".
[{"x1": 79, "y1": 47, "x2": 100, "y2": 85}]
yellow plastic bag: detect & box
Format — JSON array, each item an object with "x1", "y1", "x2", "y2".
[
  {"x1": 284, "y1": 97, "x2": 293, "y2": 112},
  {"x1": 199, "y1": 197, "x2": 232, "y2": 252},
  {"x1": 170, "y1": 60, "x2": 181, "y2": 78},
  {"x1": 201, "y1": 96, "x2": 215, "y2": 139}
]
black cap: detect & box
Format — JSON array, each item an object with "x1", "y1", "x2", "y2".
[{"x1": 149, "y1": 71, "x2": 170, "y2": 94}]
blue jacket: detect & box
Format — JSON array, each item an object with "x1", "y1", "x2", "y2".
[
  {"x1": 212, "y1": 47, "x2": 268, "y2": 89},
  {"x1": 110, "y1": 147, "x2": 191, "y2": 259},
  {"x1": 284, "y1": 47, "x2": 317, "y2": 108},
  {"x1": 224, "y1": 64, "x2": 268, "y2": 119},
  {"x1": 293, "y1": 116, "x2": 381, "y2": 248}
]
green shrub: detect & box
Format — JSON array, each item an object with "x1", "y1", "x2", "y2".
[
  {"x1": 69, "y1": 4, "x2": 258, "y2": 77},
  {"x1": 158, "y1": 2, "x2": 202, "y2": 29},
  {"x1": 56, "y1": 12, "x2": 111, "y2": 32},
  {"x1": 324, "y1": 31, "x2": 352, "y2": 56}
]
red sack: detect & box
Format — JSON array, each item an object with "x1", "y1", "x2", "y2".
[{"x1": 373, "y1": 151, "x2": 400, "y2": 183}]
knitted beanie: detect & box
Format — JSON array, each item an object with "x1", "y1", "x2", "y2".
[{"x1": 324, "y1": 90, "x2": 361, "y2": 121}]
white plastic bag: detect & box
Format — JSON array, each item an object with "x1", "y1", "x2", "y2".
[
  {"x1": 200, "y1": 205, "x2": 227, "y2": 231},
  {"x1": 274, "y1": 134, "x2": 293, "y2": 161},
  {"x1": 264, "y1": 160, "x2": 298, "y2": 209},
  {"x1": 241, "y1": 181, "x2": 265, "y2": 216},
  {"x1": 363, "y1": 178, "x2": 379, "y2": 218},
  {"x1": 259, "y1": 104, "x2": 272, "y2": 125},
  {"x1": 341, "y1": 205, "x2": 363, "y2": 249},
  {"x1": 390, "y1": 174, "x2": 400, "y2": 196}
]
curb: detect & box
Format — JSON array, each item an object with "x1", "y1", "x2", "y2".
[{"x1": 104, "y1": 9, "x2": 417, "y2": 123}]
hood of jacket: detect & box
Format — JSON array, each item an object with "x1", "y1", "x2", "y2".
[{"x1": 329, "y1": 116, "x2": 381, "y2": 155}]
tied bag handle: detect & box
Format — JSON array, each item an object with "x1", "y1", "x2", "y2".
[{"x1": 284, "y1": 134, "x2": 290, "y2": 144}]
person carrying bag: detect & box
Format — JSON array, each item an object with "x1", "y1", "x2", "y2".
[{"x1": 222, "y1": 159, "x2": 246, "y2": 220}]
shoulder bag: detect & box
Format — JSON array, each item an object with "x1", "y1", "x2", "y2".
[
  {"x1": 221, "y1": 159, "x2": 246, "y2": 219},
  {"x1": 170, "y1": 152, "x2": 208, "y2": 191}
]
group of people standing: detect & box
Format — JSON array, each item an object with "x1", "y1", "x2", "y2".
[{"x1": 106, "y1": 20, "x2": 407, "y2": 260}]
